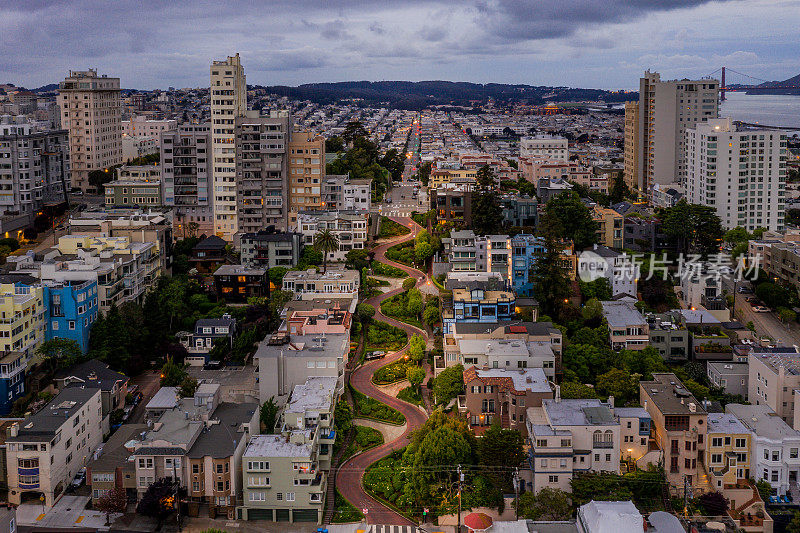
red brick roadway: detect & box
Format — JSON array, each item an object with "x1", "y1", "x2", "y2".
[{"x1": 336, "y1": 216, "x2": 431, "y2": 526}]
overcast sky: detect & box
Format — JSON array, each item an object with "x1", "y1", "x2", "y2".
[{"x1": 1, "y1": 0, "x2": 798, "y2": 90}]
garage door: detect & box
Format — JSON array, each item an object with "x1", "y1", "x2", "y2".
[
  {"x1": 275, "y1": 509, "x2": 291, "y2": 522},
  {"x1": 293, "y1": 509, "x2": 319, "y2": 522},
  {"x1": 247, "y1": 508, "x2": 272, "y2": 521}
]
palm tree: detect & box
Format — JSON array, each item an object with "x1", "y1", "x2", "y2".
[{"x1": 314, "y1": 229, "x2": 340, "y2": 273}]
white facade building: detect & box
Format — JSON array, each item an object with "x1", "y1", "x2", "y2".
[
  {"x1": 520, "y1": 135, "x2": 568, "y2": 161},
  {"x1": 686, "y1": 118, "x2": 787, "y2": 232},
  {"x1": 210, "y1": 54, "x2": 247, "y2": 240},
  {"x1": 296, "y1": 211, "x2": 368, "y2": 262}
]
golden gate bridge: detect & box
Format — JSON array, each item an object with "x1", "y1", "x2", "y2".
[{"x1": 706, "y1": 66, "x2": 800, "y2": 100}]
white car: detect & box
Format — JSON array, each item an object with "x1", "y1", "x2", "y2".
[{"x1": 752, "y1": 306, "x2": 770, "y2": 313}]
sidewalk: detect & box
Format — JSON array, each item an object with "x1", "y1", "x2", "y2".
[{"x1": 17, "y1": 495, "x2": 119, "y2": 531}]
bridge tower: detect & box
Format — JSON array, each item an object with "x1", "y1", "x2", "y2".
[{"x1": 721, "y1": 66, "x2": 726, "y2": 101}]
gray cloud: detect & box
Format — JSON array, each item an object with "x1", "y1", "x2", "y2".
[{"x1": 0, "y1": 0, "x2": 796, "y2": 89}]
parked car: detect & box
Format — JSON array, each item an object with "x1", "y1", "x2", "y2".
[
  {"x1": 738, "y1": 286, "x2": 752, "y2": 294},
  {"x1": 71, "y1": 468, "x2": 86, "y2": 488},
  {"x1": 753, "y1": 306, "x2": 770, "y2": 313},
  {"x1": 204, "y1": 360, "x2": 223, "y2": 370}
]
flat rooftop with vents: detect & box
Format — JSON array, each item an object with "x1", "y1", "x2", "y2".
[{"x1": 640, "y1": 373, "x2": 706, "y2": 416}]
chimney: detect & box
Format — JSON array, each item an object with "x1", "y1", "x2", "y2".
[
  {"x1": 643, "y1": 400, "x2": 647, "y2": 411},
  {"x1": 555, "y1": 385, "x2": 561, "y2": 403},
  {"x1": 9, "y1": 422, "x2": 18, "y2": 437},
  {"x1": 607, "y1": 395, "x2": 614, "y2": 409}
]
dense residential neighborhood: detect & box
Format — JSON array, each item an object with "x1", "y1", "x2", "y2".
[{"x1": 0, "y1": 34, "x2": 800, "y2": 533}]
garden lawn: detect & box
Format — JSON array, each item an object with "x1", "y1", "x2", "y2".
[
  {"x1": 397, "y1": 386, "x2": 423, "y2": 406},
  {"x1": 373, "y1": 359, "x2": 416, "y2": 385},
  {"x1": 372, "y1": 261, "x2": 407, "y2": 278},
  {"x1": 350, "y1": 385, "x2": 406, "y2": 425},
  {"x1": 341, "y1": 425, "x2": 385, "y2": 462},
  {"x1": 379, "y1": 216, "x2": 411, "y2": 238},
  {"x1": 366, "y1": 321, "x2": 408, "y2": 352},
  {"x1": 380, "y1": 292, "x2": 424, "y2": 329},
  {"x1": 385, "y1": 240, "x2": 415, "y2": 266}
]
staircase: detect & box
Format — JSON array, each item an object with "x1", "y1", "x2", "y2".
[{"x1": 323, "y1": 427, "x2": 356, "y2": 524}]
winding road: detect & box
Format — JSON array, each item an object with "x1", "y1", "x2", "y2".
[{"x1": 336, "y1": 216, "x2": 431, "y2": 526}]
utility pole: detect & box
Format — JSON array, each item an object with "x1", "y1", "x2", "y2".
[
  {"x1": 513, "y1": 467, "x2": 520, "y2": 520},
  {"x1": 173, "y1": 459, "x2": 181, "y2": 532},
  {"x1": 457, "y1": 464, "x2": 463, "y2": 533}
]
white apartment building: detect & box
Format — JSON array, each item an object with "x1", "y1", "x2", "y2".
[
  {"x1": 0, "y1": 124, "x2": 69, "y2": 216},
  {"x1": 321, "y1": 175, "x2": 371, "y2": 213},
  {"x1": 122, "y1": 116, "x2": 177, "y2": 138},
  {"x1": 727, "y1": 403, "x2": 800, "y2": 496},
  {"x1": 520, "y1": 135, "x2": 568, "y2": 161},
  {"x1": 686, "y1": 118, "x2": 787, "y2": 232},
  {"x1": 634, "y1": 70, "x2": 719, "y2": 192},
  {"x1": 527, "y1": 398, "x2": 621, "y2": 493},
  {"x1": 210, "y1": 54, "x2": 247, "y2": 240},
  {"x1": 296, "y1": 211, "x2": 368, "y2": 262},
  {"x1": 748, "y1": 348, "x2": 800, "y2": 428},
  {"x1": 121, "y1": 135, "x2": 159, "y2": 161},
  {"x1": 281, "y1": 268, "x2": 360, "y2": 300},
  {"x1": 57, "y1": 70, "x2": 122, "y2": 192},
  {"x1": 6, "y1": 387, "x2": 104, "y2": 506}
]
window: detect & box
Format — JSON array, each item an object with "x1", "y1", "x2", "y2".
[
  {"x1": 792, "y1": 448, "x2": 799, "y2": 459},
  {"x1": 249, "y1": 491, "x2": 266, "y2": 502},
  {"x1": 712, "y1": 437, "x2": 723, "y2": 447},
  {"x1": 92, "y1": 473, "x2": 114, "y2": 482},
  {"x1": 192, "y1": 464, "x2": 202, "y2": 474},
  {"x1": 192, "y1": 481, "x2": 200, "y2": 492},
  {"x1": 247, "y1": 461, "x2": 269, "y2": 471},
  {"x1": 286, "y1": 492, "x2": 295, "y2": 502},
  {"x1": 548, "y1": 475, "x2": 559, "y2": 483},
  {"x1": 736, "y1": 438, "x2": 747, "y2": 449},
  {"x1": 138, "y1": 458, "x2": 154, "y2": 469}
]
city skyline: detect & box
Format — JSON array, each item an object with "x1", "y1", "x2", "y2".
[{"x1": 1, "y1": 0, "x2": 798, "y2": 90}]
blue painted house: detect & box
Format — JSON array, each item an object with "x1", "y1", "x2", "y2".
[
  {"x1": 510, "y1": 234, "x2": 546, "y2": 297},
  {"x1": 446, "y1": 287, "x2": 516, "y2": 334},
  {"x1": 42, "y1": 279, "x2": 99, "y2": 353},
  {"x1": 0, "y1": 351, "x2": 26, "y2": 415}
]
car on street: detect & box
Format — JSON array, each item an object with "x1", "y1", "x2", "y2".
[
  {"x1": 738, "y1": 286, "x2": 752, "y2": 294},
  {"x1": 71, "y1": 468, "x2": 86, "y2": 488},
  {"x1": 752, "y1": 306, "x2": 770, "y2": 313}
]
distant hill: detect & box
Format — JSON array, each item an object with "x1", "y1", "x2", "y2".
[
  {"x1": 255, "y1": 80, "x2": 636, "y2": 109},
  {"x1": 32, "y1": 83, "x2": 59, "y2": 93},
  {"x1": 750, "y1": 73, "x2": 800, "y2": 95}
]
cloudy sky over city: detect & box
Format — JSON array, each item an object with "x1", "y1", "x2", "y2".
[{"x1": 1, "y1": 0, "x2": 798, "y2": 89}]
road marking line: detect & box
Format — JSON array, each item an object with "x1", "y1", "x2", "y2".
[
  {"x1": 36, "y1": 514, "x2": 45, "y2": 521},
  {"x1": 75, "y1": 516, "x2": 84, "y2": 523}
]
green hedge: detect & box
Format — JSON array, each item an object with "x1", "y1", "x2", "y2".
[
  {"x1": 331, "y1": 489, "x2": 364, "y2": 523},
  {"x1": 373, "y1": 359, "x2": 415, "y2": 385},
  {"x1": 397, "y1": 386, "x2": 423, "y2": 406},
  {"x1": 366, "y1": 321, "x2": 408, "y2": 352},
  {"x1": 379, "y1": 216, "x2": 412, "y2": 238},
  {"x1": 385, "y1": 241, "x2": 415, "y2": 266},
  {"x1": 350, "y1": 385, "x2": 406, "y2": 425},
  {"x1": 373, "y1": 261, "x2": 407, "y2": 278}
]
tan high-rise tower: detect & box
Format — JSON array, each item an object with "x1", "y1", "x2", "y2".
[
  {"x1": 210, "y1": 53, "x2": 246, "y2": 240},
  {"x1": 623, "y1": 101, "x2": 639, "y2": 193},
  {"x1": 57, "y1": 70, "x2": 122, "y2": 192},
  {"x1": 288, "y1": 132, "x2": 326, "y2": 218},
  {"x1": 630, "y1": 71, "x2": 719, "y2": 194}
]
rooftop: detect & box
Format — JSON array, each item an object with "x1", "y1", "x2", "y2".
[
  {"x1": 255, "y1": 332, "x2": 349, "y2": 360},
  {"x1": 640, "y1": 373, "x2": 706, "y2": 416},
  {"x1": 188, "y1": 402, "x2": 258, "y2": 459},
  {"x1": 89, "y1": 423, "x2": 148, "y2": 473},
  {"x1": 749, "y1": 348, "x2": 800, "y2": 375},
  {"x1": 9, "y1": 387, "x2": 101, "y2": 442},
  {"x1": 465, "y1": 367, "x2": 552, "y2": 394},
  {"x1": 727, "y1": 403, "x2": 800, "y2": 441},
  {"x1": 707, "y1": 412, "x2": 749, "y2": 436},
  {"x1": 543, "y1": 398, "x2": 617, "y2": 427},
  {"x1": 283, "y1": 268, "x2": 359, "y2": 283},
  {"x1": 243, "y1": 432, "x2": 314, "y2": 458},
  {"x1": 601, "y1": 299, "x2": 646, "y2": 328},
  {"x1": 145, "y1": 387, "x2": 179, "y2": 410},
  {"x1": 286, "y1": 377, "x2": 337, "y2": 415},
  {"x1": 55, "y1": 359, "x2": 128, "y2": 392},
  {"x1": 213, "y1": 264, "x2": 266, "y2": 277}
]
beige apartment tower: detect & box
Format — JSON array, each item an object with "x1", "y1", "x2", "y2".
[
  {"x1": 58, "y1": 70, "x2": 122, "y2": 192},
  {"x1": 633, "y1": 71, "x2": 719, "y2": 194},
  {"x1": 210, "y1": 54, "x2": 247, "y2": 240},
  {"x1": 623, "y1": 101, "x2": 639, "y2": 193},
  {"x1": 288, "y1": 132, "x2": 326, "y2": 218}
]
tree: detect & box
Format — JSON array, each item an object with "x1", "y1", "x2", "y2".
[
  {"x1": 418, "y1": 161, "x2": 433, "y2": 186},
  {"x1": 268, "y1": 267, "x2": 288, "y2": 288},
  {"x1": 407, "y1": 288, "x2": 424, "y2": 317},
  {"x1": 560, "y1": 381, "x2": 598, "y2": 399},
  {"x1": 423, "y1": 305, "x2": 440, "y2": 327},
  {"x1": 36, "y1": 338, "x2": 83, "y2": 373},
  {"x1": 160, "y1": 356, "x2": 187, "y2": 387},
  {"x1": 356, "y1": 303, "x2": 375, "y2": 325},
  {"x1": 516, "y1": 487, "x2": 572, "y2": 521},
  {"x1": 531, "y1": 214, "x2": 571, "y2": 318},
  {"x1": 471, "y1": 189, "x2": 504, "y2": 235},
  {"x1": 325, "y1": 136, "x2": 345, "y2": 153},
  {"x1": 403, "y1": 277, "x2": 417, "y2": 291},
  {"x1": 95, "y1": 487, "x2": 127, "y2": 524},
  {"x1": 406, "y1": 366, "x2": 425, "y2": 390},
  {"x1": 345, "y1": 249, "x2": 370, "y2": 271},
  {"x1": 755, "y1": 282, "x2": 790, "y2": 310},
  {"x1": 787, "y1": 511, "x2": 800, "y2": 533},
  {"x1": 724, "y1": 226, "x2": 750, "y2": 243},
  {"x1": 334, "y1": 399, "x2": 353, "y2": 434},
  {"x1": 342, "y1": 121, "x2": 369, "y2": 146},
  {"x1": 178, "y1": 376, "x2": 198, "y2": 398},
  {"x1": 698, "y1": 491, "x2": 729, "y2": 516},
  {"x1": 314, "y1": 229, "x2": 340, "y2": 273},
  {"x1": 478, "y1": 424, "x2": 525, "y2": 489},
  {"x1": 608, "y1": 173, "x2": 630, "y2": 204},
  {"x1": 260, "y1": 397, "x2": 278, "y2": 434},
  {"x1": 433, "y1": 364, "x2": 463, "y2": 405},
  {"x1": 580, "y1": 278, "x2": 612, "y2": 301},
  {"x1": 545, "y1": 191, "x2": 599, "y2": 250},
  {"x1": 136, "y1": 478, "x2": 177, "y2": 522},
  {"x1": 414, "y1": 241, "x2": 433, "y2": 265},
  {"x1": 0, "y1": 237, "x2": 20, "y2": 252},
  {"x1": 408, "y1": 334, "x2": 426, "y2": 363},
  {"x1": 582, "y1": 298, "x2": 604, "y2": 321},
  {"x1": 476, "y1": 165, "x2": 496, "y2": 189},
  {"x1": 596, "y1": 368, "x2": 639, "y2": 405},
  {"x1": 779, "y1": 307, "x2": 797, "y2": 324},
  {"x1": 660, "y1": 200, "x2": 723, "y2": 257}
]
